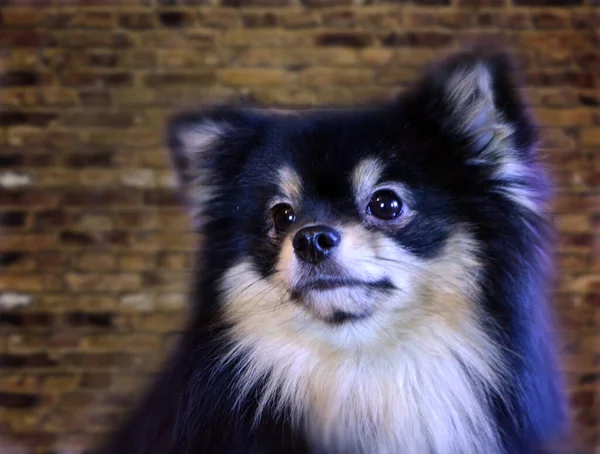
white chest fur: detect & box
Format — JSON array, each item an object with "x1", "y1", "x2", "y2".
[{"x1": 220, "y1": 260, "x2": 506, "y2": 454}]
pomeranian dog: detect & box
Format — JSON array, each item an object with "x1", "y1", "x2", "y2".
[{"x1": 100, "y1": 47, "x2": 569, "y2": 454}]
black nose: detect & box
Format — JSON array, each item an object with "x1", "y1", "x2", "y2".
[{"x1": 292, "y1": 225, "x2": 341, "y2": 265}]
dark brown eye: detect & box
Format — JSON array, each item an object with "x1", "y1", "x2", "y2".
[
  {"x1": 272, "y1": 204, "x2": 296, "y2": 231},
  {"x1": 367, "y1": 190, "x2": 403, "y2": 220}
]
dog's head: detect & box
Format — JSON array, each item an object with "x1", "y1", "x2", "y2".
[{"x1": 166, "y1": 48, "x2": 545, "y2": 344}]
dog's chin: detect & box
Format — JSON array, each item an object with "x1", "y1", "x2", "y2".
[{"x1": 290, "y1": 279, "x2": 394, "y2": 325}]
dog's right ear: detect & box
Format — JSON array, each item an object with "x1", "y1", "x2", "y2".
[
  {"x1": 410, "y1": 46, "x2": 535, "y2": 156},
  {"x1": 165, "y1": 107, "x2": 267, "y2": 226}
]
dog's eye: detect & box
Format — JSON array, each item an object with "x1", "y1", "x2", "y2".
[
  {"x1": 272, "y1": 204, "x2": 296, "y2": 231},
  {"x1": 367, "y1": 190, "x2": 403, "y2": 220}
]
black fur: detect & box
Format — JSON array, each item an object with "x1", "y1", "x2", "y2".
[{"x1": 100, "y1": 47, "x2": 569, "y2": 454}]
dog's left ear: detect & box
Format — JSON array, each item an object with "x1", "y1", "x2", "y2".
[
  {"x1": 165, "y1": 107, "x2": 269, "y2": 225},
  {"x1": 412, "y1": 47, "x2": 536, "y2": 159}
]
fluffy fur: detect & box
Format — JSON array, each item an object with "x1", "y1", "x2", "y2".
[{"x1": 100, "y1": 47, "x2": 569, "y2": 454}]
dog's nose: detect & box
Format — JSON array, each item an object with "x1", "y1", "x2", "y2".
[{"x1": 293, "y1": 225, "x2": 341, "y2": 265}]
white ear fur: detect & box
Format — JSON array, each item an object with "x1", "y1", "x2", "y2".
[
  {"x1": 167, "y1": 117, "x2": 228, "y2": 225},
  {"x1": 170, "y1": 120, "x2": 226, "y2": 185},
  {"x1": 444, "y1": 63, "x2": 498, "y2": 151},
  {"x1": 178, "y1": 121, "x2": 225, "y2": 157}
]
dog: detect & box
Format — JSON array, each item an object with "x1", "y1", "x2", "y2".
[{"x1": 100, "y1": 46, "x2": 569, "y2": 454}]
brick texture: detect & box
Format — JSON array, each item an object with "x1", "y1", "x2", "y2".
[{"x1": 0, "y1": 1, "x2": 599, "y2": 454}]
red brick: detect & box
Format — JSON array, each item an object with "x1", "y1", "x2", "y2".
[
  {"x1": 301, "y1": 68, "x2": 373, "y2": 86},
  {"x1": 101, "y1": 392, "x2": 137, "y2": 408},
  {"x1": 59, "y1": 391, "x2": 96, "y2": 408},
  {"x1": 581, "y1": 129, "x2": 600, "y2": 146},
  {"x1": 0, "y1": 252, "x2": 32, "y2": 269},
  {"x1": 56, "y1": 31, "x2": 135, "y2": 49},
  {"x1": 527, "y1": 71, "x2": 596, "y2": 88},
  {"x1": 280, "y1": 12, "x2": 319, "y2": 29},
  {"x1": 532, "y1": 11, "x2": 570, "y2": 28},
  {"x1": 571, "y1": 13, "x2": 600, "y2": 29},
  {"x1": 438, "y1": 12, "x2": 474, "y2": 28},
  {"x1": 243, "y1": 12, "x2": 278, "y2": 28},
  {"x1": 0, "y1": 392, "x2": 41, "y2": 409},
  {"x1": 79, "y1": 373, "x2": 112, "y2": 390},
  {"x1": 535, "y1": 109, "x2": 592, "y2": 127},
  {"x1": 412, "y1": 0, "x2": 451, "y2": 4},
  {"x1": 0, "y1": 71, "x2": 40, "y2": 87},
  {"x1": 1, "y1": 9, "x2": 41, "y2": 27},
  {"x1": 65, "y1": 273, "x2": 141, "y2": 292},
  {"x1": 381, "y1": 31, "x2": 454, "y2": 47},
  {"x1": 220, "y1": 68, "x2": 290, "y2": 86},
  {"x1": 60, "y1": 112, "x2": 135, "y2": 128},
  {"x1": 119, "y1": 50, "x2": 157, "y2": 69},
  {"x1": 60, "y1": 353, "x2": 134, "y2": 369},
  {"x1": 571, "y1": 390, "x2": 596, "y2": 408},
  {"x1": 0, "y1": 211, "x2": 27, "y2": 228},
  {"x1": 77, "y1": 11, "x2": 116, "y2": 29},
  {"x1": 377, "y1": 68, "x2": 416, "y2": 85},
  {"x1": 539, "y1": 128, "x2": 578, "y2": 150},
  {"x1": 42, "y1": 11, "x2": 76, "y2": 28},
  {"x1": 314, "y1": 31, "x2": 373, "y2": 48},
  {"x1": 578, "y1": 91, "x2": 600, "y2": 108},
  {"x1": 575, "y1": 53, "x2": 600, "y2": 72},
  {"x1": 65, "y1": 150, "x2": 114, "y2": 168},
  {"x1": 143, "y1": 72, "x2": 215, "y2": 87},
  {"x1": 79, "y1": 90, "x2": 112, "y2": 107},
  {"x1": 61, "y1": 190, "x2": 142, "y2": 207},
  {"x1": 196, "y1": 10, "x2": 241, "y2": 29},
  {"x1": 0, "y1": 111, "x2": 58, "y2": 127},
  {"x1": 143, "y1": 190, "x2": 181, "y2": 206},
  {"x1": 157, "y1": 0, "x2": 210, "y2": 3},
  {"x1": 84, "y1": 51, "x2": 118, "y2": 68},
  {"x1": 0, "y1": 30, "x2": 56, "y2": 47},
  {"x1": 33, "y1": 211, "x2": 68, "y2": 229},
  {"x1": 0, "y1": 191, "x2": 58, "y2": 208},
  {"x1": 0, "y1": 313, "x2": 55, "y2": 327},
  {"x1": 540, "y1": 90, "x2": 579, "y2": 107},
  {"x1": 559, "y1": 233, "x2": 597, "y2": 248},
  {"x1": 301, "y1": 0, "x2": 351, "y2": 5},
  {"x1": 158, "y1": 11, "x2": 195, "y2": 28},
  {"x1": 22, "y1": 131, "x2": 84, "y2": 150},
  {"x1": 557, "y1": 252, "x2": 589, "y2": 272},
  {"x1": 119, "y1": 12, "x2": 156, "y2": 29},
  {"x1": 0, "y1": 353, "x2": 57, "y2": 369},
  {"x1": 522, "y1": 31, "x2": 592, "y2": 53},
  {"x1": 224, "y1": 0, "x2": 292, "y2": 5},
  {"x1": 61, "y1": 71, "x2": 132, "y2": 87},
  {"x1": 357, "y1": 11, "x2": 403, "y2": 28},
  {"x1": 515, "y1": 0, "x2": 582, "y2": 4},
  {"x1": 405, "y1": 12, "x2": 436, "y2": 27},
  {"x1": 8, "y1": 432, "x2": 58, "y2": 449},
  {"x1": 458, "y1": 0, "x2": 505, "y2": 5},
  {"x1": 321, "y1": 10, "x2": 357, "y2": 27}
]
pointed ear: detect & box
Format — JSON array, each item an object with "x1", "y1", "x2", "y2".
[
  {"x1": 165, "y1": 107, "x2": 267, "y2": 225},
  {"x1": 409, "y1": 48, "x2": 550, "y2": 215},
  {"x1": 413, "y1": 46, "x2": 536, "y2": 158}
]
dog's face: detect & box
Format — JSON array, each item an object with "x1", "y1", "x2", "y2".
[{"x1": 167, "y1": 49, "x2": 543, "y2": 346}]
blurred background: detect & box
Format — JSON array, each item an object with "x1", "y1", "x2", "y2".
[{"x1": 0, "y1": 0, "x2": 598, "y2": 453}]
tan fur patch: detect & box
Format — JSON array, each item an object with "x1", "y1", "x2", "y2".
[
  {"x1": 351, "y1": 158, "x2": 384, "y2": 203},
  {"x1": 277, "y1": 166, "x2": 303, "y2": 204}
]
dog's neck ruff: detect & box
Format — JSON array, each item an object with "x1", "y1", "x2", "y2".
[{"x1": 220, "y1": 261, "x2": 506, "y2": 454}]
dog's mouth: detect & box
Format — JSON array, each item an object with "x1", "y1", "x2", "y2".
[
  {"x1": 290, "y1": 277, "x2": 395, "y2": 325},
  {"x1": 292, "y1": 277, "x2": 395, "y2": 294}
]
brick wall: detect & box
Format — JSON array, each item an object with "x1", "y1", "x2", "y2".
[{"x1": 0, "y1": 0, "x2": 598, "y2": 453}]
